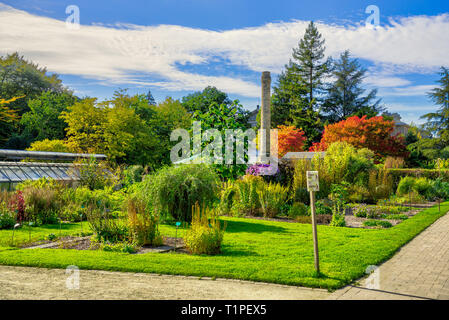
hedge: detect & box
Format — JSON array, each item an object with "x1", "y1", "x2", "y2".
[{"x1": 387, "y1": 169, "x2": 449, "y2": 183}]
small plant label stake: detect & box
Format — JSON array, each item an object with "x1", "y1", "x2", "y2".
[
  {"x1": 175, "y1": 222, "x2": 181, "y2": 251},
  {"x1": 306, "y1": 171, "x2": 320, "y2": 274}
]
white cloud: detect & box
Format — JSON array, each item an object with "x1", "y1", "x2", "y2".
[
  {"x1": 380, "y1": 85, "x2": 435, "y2": 97},
  {"x1": 1, "y1": 3, "x2": 449, "y2": 98},
  {"x1": 364, "y1": 76, "x2": 411, "y2": 88}
]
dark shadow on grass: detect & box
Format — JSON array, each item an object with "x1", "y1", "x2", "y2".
[
  {"x1": 39, "y1": 223, "x2": 80, "y2": 231},
  {"x1": 219, "y1": 247, "x2": 259, "y2": 257},
  {"x1": 225, "y1": 220, "x2": 287, "y2": 234}
]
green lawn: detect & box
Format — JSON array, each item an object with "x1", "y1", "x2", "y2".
[{"x1": 0, "y1": 203, "x2": 447, "y2": 290}]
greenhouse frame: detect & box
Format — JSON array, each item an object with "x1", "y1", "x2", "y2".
[{"x1": 0, "y1": 149, "x2": 107, "y2": 190}]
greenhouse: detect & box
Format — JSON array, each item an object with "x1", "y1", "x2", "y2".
[{"x1": 0, "y1": 149, "x2": 107, "y2": 190}]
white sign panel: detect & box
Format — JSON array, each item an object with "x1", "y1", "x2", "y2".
[{"x1": 306, "y1": 171, "x2": 319, "y2": 192}]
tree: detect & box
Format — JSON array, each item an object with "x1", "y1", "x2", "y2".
[
  {"x1": 20, "y1": 91, "x2": 77, "y2": 143},
  {"x1": 421, "y1": 67, "x2": 449, "y2": 142},
  {"x1": 276, "y1": 125, "x2": 306, "y2": 157},
  {"x1": 27, "y1": 139, "x2": 74, "y2": 153},
  {"x1": 271, "y1": 21, "x2": 330, "y2": 146},
  {"x1": 322, "y1": 50, "x2": 383, "y2": 122},
  {"x1": 149, "y1": 97, "x2": 192, "y2": 167},
  {"x1": 0, "y1": 53, "x2": 69, "y2": 148},
  {"x1": 147, "y1": 89, "x2": 156, "y2": 106},
  {"x1": 192, "y1": 100, "x2": 250, "y2": 179},
  {"x1": 0, "y1": 96, "x2": 22, "y2": 144},
  {"x1": 60, "y1": 98, "x2": 106, "y2": 154},
  {"x1": 292, "y1": 21, "x2": 331, "y2": 109},
  {"x1": 0, "y1": 53, "x2": 66, "y2": 114},
  {"x1": 310, "y1": 115, "x2": 408, "y2": 161},
  {"x1": 182, "y1": 86, "x2": 232, "y2": 114}
]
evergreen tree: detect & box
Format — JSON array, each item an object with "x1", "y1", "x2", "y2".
[
  {"x1": 147, "y1": 89, "x2": 156, "y2": 106},
  {"x1": 322, "y1": 50, "x2": 383, "y2": 122},
  {"x1": 421, "y1": 67, "x2": 449, "y2": 142},
  {"x1": 292, "y1": 21, "x2": 331, "y2": 108},
  {"x1": 270, "y1": 21, "x2": 329, "y2": 145}
]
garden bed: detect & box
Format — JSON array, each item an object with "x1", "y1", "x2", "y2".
[
  {"x1": 0, "y1": 202, "x2": 448, "y2": 290},
  {"x1": 24, "y1": 235, "x2": 186, "y2": 254}
]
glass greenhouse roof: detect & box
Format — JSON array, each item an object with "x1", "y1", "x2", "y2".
[
  {"x1": 0, "y1": 149, "x2": 106, "y2": 161},
  {"x1": 0, "y1": 162, "x2": 81, "y2": 183}
]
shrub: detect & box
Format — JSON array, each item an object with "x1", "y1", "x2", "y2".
[
  {"x1": 276, "y1": 125, "x2": 306, "y2": 157},
  {"x1": 126, "y1": 195, "x2": 162, "y2": 246},
  {"x1": 384, "y1": 156, "x2": 405, "y2": 169},
  {"x1": 0, "y1": 202, "x2": 15, "y2": 229},
  {"x1": 429, "y1": 178, "x2": 449, "y2": 201},
  {"x1": 288, "y1": 202, "x2": 308, "y2": 219},
  {"x1": 397, "y1": 176, "x2": 415, "y2": 196},
  {"x1": 217, "y1": 181, "x2": 235, "y2": 216},
  {"x1": 184, "y1": 204, "x2": 225, "y2": 255},
  {"x1": 141, "y1": 164, "x2": 219, "y2": 222},
  {"x1": 76, "y1": 157, "x2": 119, "y2": 190},
  {"x1": 258, "y1": 182, "x2": 289, "y2": 218},
  {"x1": 353, "y1": 204, "x2": 369, "y2": 218},
  {"x1": 233, "y1": 175, "x2": 264, "y2": 216},
  {"x1": 367, "y1": 167, "x2": 394, "y2": 202},
  {"x1": 386, "y1": 169, "x2": 449, "y2": 184},
  {"x1": 363, "y1": 220, "x2": 393, "y2": 228},
  {"x1": 9, "y1": 190, "x2": 25, "y2": 222},
  {"x1": 412, "y1": 177, "x2": 432, "y2": 197},
  {"x1": 22, "y1": 186, "x2": 61, "y2": 224},
  {"x1": 86, "y1": 204, "x2": 128, "y2": 243},
  {"x1": 293, "y1": 142, "x2": 374, "y2": 203},
  {"x1": 329, "y1": 183, "x2": 348, "y2": 227},
  {"x1": 330, "y1": 213, "x2": 346, "y2": 227}
]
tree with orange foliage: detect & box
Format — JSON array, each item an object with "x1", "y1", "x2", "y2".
[
  {"x1": 277, "y1": 125, "x2": 307, "y2": 157},
  {"x1": 309, "y1": 115, "x2": 408, "y2": 160}
]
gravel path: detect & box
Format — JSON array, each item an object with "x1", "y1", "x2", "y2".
[{"x1": 0, "y1": 265, "x2": 330, "y2": 300}]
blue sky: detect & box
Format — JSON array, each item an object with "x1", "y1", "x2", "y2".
[{"x1": 1, "y1": 0, "x2": 449, "y2": 124}]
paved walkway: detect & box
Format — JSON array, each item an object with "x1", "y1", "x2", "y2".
[
  {"x1": 0, "y1": 213, "x2": 448, "y2": 300},
  {"x1": 329, "y1": 212, "x2": 449, "y2": 300}
]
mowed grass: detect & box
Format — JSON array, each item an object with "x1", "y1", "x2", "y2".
[{"x1": 0, "y1": 203, "x2": 447, "y2": 290}]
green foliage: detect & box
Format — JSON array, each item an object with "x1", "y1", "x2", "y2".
[
  {"x1": 76, "y1": 157, "x2": 119, "y2": 190},
  {"x1": 421, "y1": 67, "x2": 449, "y2": 143},
  {"x1": 217, "y1": 181, "x2": 236, "y2": 216},
  {"x1": 0, "y1": 53, "x2": 67, "y2": 147},
  {"x1": 149, "y1": 97, "x2": 191, "y2": 169},
  {"x1": 182, "y1": 86, "x2": 232, "y2": 114},
  {"x1": 397, "y1": 176, "x2": 416, "y2": 195},
  {"x1": 257, "y1": 182, "x2": 289, "y2": 218},
  {"x1": 86, "y1": 204, "x2": 128, "y2": 243},
  {"x1": 192, "y1": 100, "x2": 249, "y2": 179},
  {"x1": 232, "y1": 175, "x2": 264, "y2": 216},
  {"x1": 367, "y1": 166, "x2": 394, "y2": 202},
  {"x1": 27, "y1": 139, "x2": 74, "y2": 153},
  {"x1": 322, "y1": 50, "x2": 383, "y2": 122},
  {"x1": 126, "y1": 194, "x2": 162, "y2": 246},
  {"x1": 141, "y1": 164, "x2": 219, "y2": 222},
  {"x1": 363, "y1": 220, "x2": 393, "y2": 228},
  {"x1": 184, "y1": 204, "x2": 225, "y2": 255},
  {"x1": 429, "y1": 178, "x2": 449, "y2": 200},
  {"x1": 413, "y1": 177, "x2": 432, "y2": 196},
  {"x1": 0, "y1": 202, "x2": 15, "y2": 230},
  {"x1": 19, "y1": 180, "x2": 62, "y2": 224},
  {"x1": 20, "y1": 91, "x2": 76, "y2": 143},
  {"x1": 293, "y1": 142, "x2": 374, "y2": 202},
  {"x1": 329, "y1": 183, "x2": 348, "y2": 227},
  {"x1": 288, "y1": 202, "x2": 309, "y2": 219},
  {"x1": 307, "y1": 202, "x2": 333, "y2": 215}
]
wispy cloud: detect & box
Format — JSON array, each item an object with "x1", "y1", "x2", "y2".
[{"x1": 1, "y1": 3, "x2": 448, "y2": 98}]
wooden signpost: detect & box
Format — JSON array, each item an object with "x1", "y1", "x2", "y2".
[{"x1": 306, "y1": 171, "x2": 320, "y2": 274}]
